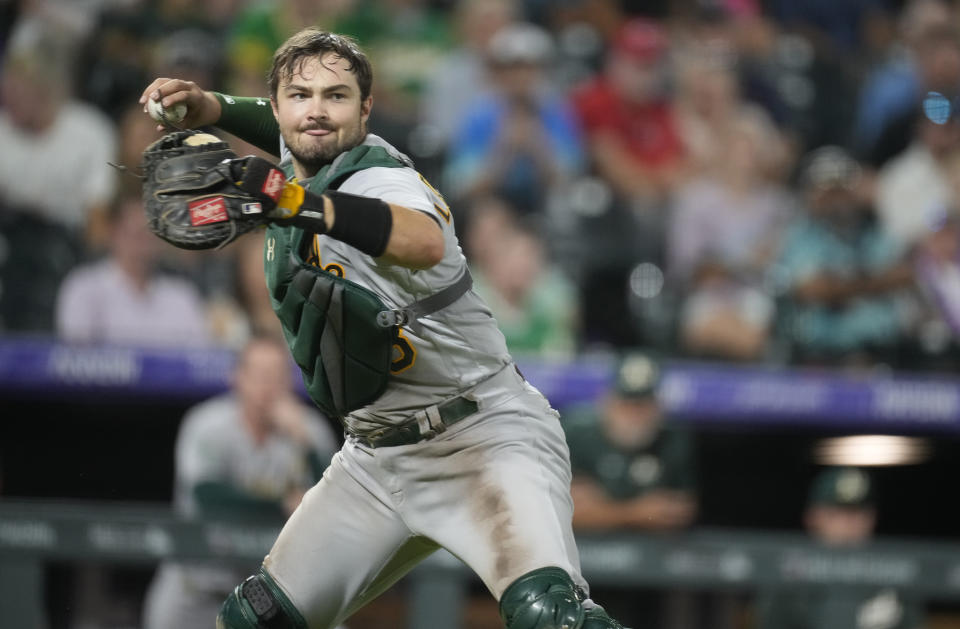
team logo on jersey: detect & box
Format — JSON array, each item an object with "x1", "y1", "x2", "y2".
[
  {"x1": 261, "y1": 169, "x2": 286, "y2": 201},
  {"x1": 391, "y1": 330, "x2": 417, "y2": 374},
  {"x1": 242, "y1": 202, "x2": 263, "y2": 215},
  {"x1": 188, "y1": 197, "x2": 228, "y2": 225},
  {"x1": 266, "y1": 237, "x2": 276, "y2": 261}
]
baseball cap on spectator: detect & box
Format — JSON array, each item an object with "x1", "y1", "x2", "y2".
[
  {"x1": 612, "y1": 18, "x2": 668, "y2": 62},
  {"x1": 613, "y1": 352, "x2": 661, "y2": 399},
  {"x1": 800, "y1": 145, "x2": 862, "y2": 191},
  {"x1": 153, "y1": 28, "x2": 221, "y2": 76},
  {"x1": 488, "y1": 23, "x2": 554, "y2": 66},
  {"x1": 808, "y1": 467, "x2": 875, "y2": 508}
]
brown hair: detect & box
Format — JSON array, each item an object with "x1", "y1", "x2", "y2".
[{"x1": 268, "y1": 28, "x2": 373, "y2": 101}]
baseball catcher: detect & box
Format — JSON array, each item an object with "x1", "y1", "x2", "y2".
[{"x1": 139, "y1": 27, "x2": 629, "y2": 629}]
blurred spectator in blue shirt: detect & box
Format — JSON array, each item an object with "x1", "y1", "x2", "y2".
[
  {"x1": 853, "y1": 0, "x2": 954, "y2": 162},
  {"x1": 444, "y1": 22, "x2": 584, "y2": 218},
  {"x1": 418, "y1": 0, "x2": 516, "y2": 151}
]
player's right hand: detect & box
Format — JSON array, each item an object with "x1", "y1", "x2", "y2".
[{"x1": 138, "y1": 78, "x2": 222, "y2": 132}]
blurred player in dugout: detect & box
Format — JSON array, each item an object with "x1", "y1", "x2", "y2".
[
  {"x1": 142, "y1": 334, "x2": 339, "y2": 629},
  {"x1": 564, "y1": 352, "x2": 697, "y2": 530},
  {"x1": 754, "y1": 466, "x2": 926, "y2": 629},
  {"x1": 563, "y1": 352, "x2": 698, "y2": 627}
]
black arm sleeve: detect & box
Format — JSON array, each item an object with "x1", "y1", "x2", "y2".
[{"x1": 212, "y1": 93, "x2": 282, "y2": 157}]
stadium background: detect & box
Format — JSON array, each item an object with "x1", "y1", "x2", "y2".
[{"x1": 4, "y1": 0, "x2": 960, "y2": 627}]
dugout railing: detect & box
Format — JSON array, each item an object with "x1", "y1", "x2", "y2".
[
  {"x1": 2, "y1": 499, "x2": 960, "y2": 628},
  {"x1": 5, "y1": 339, "x2": 960, "y2": 625}
]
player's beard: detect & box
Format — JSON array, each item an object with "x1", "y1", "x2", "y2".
[{"x1": 285, "y1": 116, "x2": 366, "y2": 175}]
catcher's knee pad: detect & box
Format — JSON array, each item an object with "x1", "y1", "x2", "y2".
[
  {"x1": 499, "y1": 566, "x2": 586, "y2": 629},
  {"x1": 582, "y1": 604, "x2": 629, "y2": 629},
  {"x1": 217, "y1": 568, "x2": 307, "y2": 629}
]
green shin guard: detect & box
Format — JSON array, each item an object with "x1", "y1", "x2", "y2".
[
  {"x1": 217, "y1": 568, "x2": 307, "y2": 629},
  {"x1": 499, "y1": 567, "x2": 586, "y2": 629}
]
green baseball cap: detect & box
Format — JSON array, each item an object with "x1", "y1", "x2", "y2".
[
  {"x1": 613, "y1": 352, "x2": 661, "y2": 398},
  {"x1": 808, "y1": 467, "x2": 875, "y2": 508}
]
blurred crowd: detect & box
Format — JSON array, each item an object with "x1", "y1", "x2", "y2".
[{"x1": 5, "y1": 0, "x2": 960, "y2": 373}]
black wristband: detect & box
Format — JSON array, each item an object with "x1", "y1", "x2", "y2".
[{"x1": 325, "y1": 191, "x2": 393, "y2": 257}]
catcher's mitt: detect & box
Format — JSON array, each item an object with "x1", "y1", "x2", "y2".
[{"x1": 140, "y1": 131, "x2": 281, "y2": 250}]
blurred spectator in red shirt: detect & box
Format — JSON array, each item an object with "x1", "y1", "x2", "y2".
[{"x1": 572, "y1": 17, "x2": 685, "y2": 206}]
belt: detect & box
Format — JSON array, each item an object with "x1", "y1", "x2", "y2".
[{"x1": 355, "y1": 395, "x2": 480, "y2": 448}]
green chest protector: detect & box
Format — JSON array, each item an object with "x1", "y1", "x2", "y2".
[{"x1": 263, "y1": 144, "x2": 470, "y2": 420}]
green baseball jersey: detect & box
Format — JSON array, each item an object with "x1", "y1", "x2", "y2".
[{"x1": 563, "y1": 404, "x2": 696, "y2": 500}]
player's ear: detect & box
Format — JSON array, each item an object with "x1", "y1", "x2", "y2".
[
  {"x1": 271, "y1": 97, "x2": 279, "y2": 121},
  {"x1": 360, "y1": 96, "x2": 372, "y2": 123}
]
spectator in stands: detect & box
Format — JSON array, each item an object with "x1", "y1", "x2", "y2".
[
  {"x1": 563, "y1": 351, "x2": 697, "y2": 628},
  {"x1": 443, "y1": 22, "x2": 583, "y2": 218},
  {"x1": 876, "y1": 106, "x2": 960, "y2": 255},
  {"x1": 672, "y1": 51, "x2": 745, "y2": 178},
  {"x1": 755, "y1": 466, "x2": 926, "y2": 629},
  {"x1": 667, "y1": 106, "x2": 793, "y2": 284},
  {"x1": 667, "y1": 106, "x2": 792, "y2": 361},
  {"x1": 678, "y1": 257, "x2": 776, "y2": 362},
  {"x1": 55, "y1": 193, "x2": 212, "y2": 347},
  {"x1": 226, "y1": 0, "x2": 347, "y2": 97},
  {"x1": 419, "y1": 0, "x2": 517, "y2": 150},
  {"x1": 0, "y1": 15, "x2": 117, "y2": 332},
  {"x1": 471, "y1": 220, "x2": 578, "y2": 358},
  {"x1": 571, "y1": 17, "x2": 685, "y2": 207},
  {"x1": 853, "y1": 0, "x2": 954, "y2": 163},
  {"x1": 142, "y1": 333, "x2": 339, "y2": 629},
  {"x1": 331, "y1": 0, "x2": 452, "y2": 155},
  {"x1": 151, "y1": 28, "x2": 224, "y2": 98},
  {"x1": 460, "y1": 194, "x2": 519, "y2": 268},
  {"x1": 671, "y1": 3, "x2": 793, "y2": 133},
  {"x1": 569, "y1": 17, "x2": 683, "y2": 346},
  {"x1": 775, "y1": 146, "x2": 913, "y2": 366}
]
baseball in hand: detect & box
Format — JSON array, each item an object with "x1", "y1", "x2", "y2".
[{"x1": 147, "y1": 98, "x2": 187, "y2": 124}]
